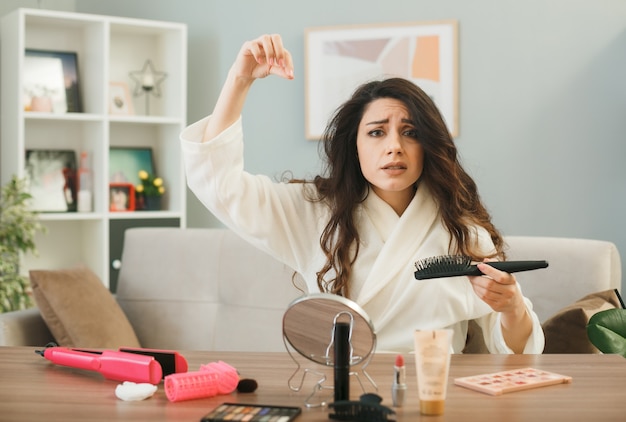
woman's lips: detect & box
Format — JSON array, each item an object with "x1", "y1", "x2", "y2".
[{"x1": 382, "y1": 162, "x2": 407, "y2": 174}]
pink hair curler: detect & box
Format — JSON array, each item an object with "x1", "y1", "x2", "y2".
[
  {"x1": 200, "y1": 361, "x2": 239, "y2": 394},
  {"x1": 164, "y1": 360, "x2": 239, "y2": 402}
]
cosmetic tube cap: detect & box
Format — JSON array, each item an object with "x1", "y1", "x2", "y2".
[{"x1": 420, "y1": 400, "x2": 445, "y2": 415}]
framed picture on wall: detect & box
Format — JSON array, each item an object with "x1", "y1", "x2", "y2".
[
  {"x1": 305, "y1": 20, "x2": 458, "y2": 139},
  {"x1": 23, "y1": 49, "x2": 82, "y2": 113}
]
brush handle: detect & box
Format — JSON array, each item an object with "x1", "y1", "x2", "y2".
[
  {"x1": 415, "y1": 260, "x2": 549, "y2": 280},
  {"x1": 469, "y1": 260, "x2": 549, "y2": 275}
]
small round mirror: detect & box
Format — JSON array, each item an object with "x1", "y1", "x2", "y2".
[{"x1": 282, "y1": 293, "x2": 376, "y2": 367}]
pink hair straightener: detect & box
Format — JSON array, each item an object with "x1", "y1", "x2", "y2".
[{"x1": 35, "y1": 342, "x2": 188, "y2": 385}]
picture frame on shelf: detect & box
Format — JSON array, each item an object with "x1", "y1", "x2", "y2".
[
  {"x1": 305, "y1": 20, "x2": 458, "y2": 139},
  {"x1": 24, "y1": 149, "x2": 77, "y2": 212},
  {"x1": 109, "y1": 183, "x2": 135, "y2": 212},
  {"x1": 109, "y1": 147, "x2": 155, "y2": 185},
  {"x1": 109, "y1": 147, "x2": 156, "y2": 211},
  {"x1": 108, "y1": 81, "x2": 134, "y2": 115},
  {"x1": 23, "y1": 49, "x2": 82, "y2": 113}
]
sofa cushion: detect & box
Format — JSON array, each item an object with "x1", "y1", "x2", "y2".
[
  {"x1": 462, "y1": 319, "x2": 489, "y2": 354},
  {"x1": 116, "y1": 228, "x2": 304, "y2": 351},
  {"x1": 30, "y1": 267, "x2": 140, "y2": 348},
  {"x1": 542, "y1": 289, "x2": 620, "y2": 353}
]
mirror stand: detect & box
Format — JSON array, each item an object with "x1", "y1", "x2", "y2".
[{"x1": 282, "y1": 295, "x2": 378, "y2": 408}]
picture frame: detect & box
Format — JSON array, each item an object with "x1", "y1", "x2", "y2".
[
  {"x1": 109, "y1": 147, "x2": 156, "y2": 211},
  {"x1": 109, "y1": 81, "x2": 134, "y2": 115},
  {"x1": 23, "y1": 49, "x2": 82, "y2": 113},
  {"x1": 109, "y1": 183, "x2": 135, "y2": 212},
  {"x1": 305, "y1": 20, "x2": 458, "y2": 139},
  {"x1": 24, "y1": 149, "x2": 77, "y2": 212},
  {"x1": 109, "y1": 147, "x2": 155, "y2": 186}
]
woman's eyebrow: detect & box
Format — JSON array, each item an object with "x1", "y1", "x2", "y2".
[
  {"x1": 364, "y1": 118, "x2": 415, "y2": 125},
  {"x1": 365, "y1": 118, "x2": 389, "y2": 126}
]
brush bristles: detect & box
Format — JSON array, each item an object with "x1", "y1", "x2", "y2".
[{"x1": 414, "y1": 255, "x2": 472, "y2": 275}]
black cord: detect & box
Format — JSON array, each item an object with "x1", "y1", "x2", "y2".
[
  {"x1": 615, "y1": 288, "x2": 626, "y2": 309},
  {"x1": 34, "y1": 342, "x2": 58, "y2": 357}
]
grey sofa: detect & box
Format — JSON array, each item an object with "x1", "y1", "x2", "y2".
[{"x1": 0, "y1": 228, "x2": 622, "y2": 352}]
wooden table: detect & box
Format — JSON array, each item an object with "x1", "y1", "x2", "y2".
[{"x1": 0, "y1": 346, "x2": 625, "y2": 421}]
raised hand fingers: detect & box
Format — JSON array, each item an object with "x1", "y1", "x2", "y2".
[
  {"x1": 260, "y1": 34, "x2": 284, "y2": 66},
  {"x1": 245, "y1": 34, "x2": 274, "y2": 64},
  {"x1": 263, "y1": 34, "x2": 294, "y2": 78},
  {"x1": 246, "y1": 34, "x2": 294, "y2": 79}
]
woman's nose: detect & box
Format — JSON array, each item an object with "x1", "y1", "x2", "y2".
[{"x1": 385, "y1": 133, "x2": 403, "y2": 154}]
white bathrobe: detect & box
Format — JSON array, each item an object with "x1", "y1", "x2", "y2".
[{"x1": 180, "y1": 116, "x2": 545, "y2": 354}]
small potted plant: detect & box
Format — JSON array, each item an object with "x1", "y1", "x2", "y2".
[
  {"x1": 587, "y1": 307, "x2": 626, "y2": 358},
  {"x1": 135, "y1": 170, "x2": 165, "y2": 211},
  {"x1": 0, "y1": 176, "x2": 45, "y2": 312}
]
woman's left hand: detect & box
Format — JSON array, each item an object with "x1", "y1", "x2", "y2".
[
  {"x1": 468, "y1": 259, "x2": 534, "y2": 353},
  {"x1": 467, "y1": 259, "x2": 525, "y2": 314}
]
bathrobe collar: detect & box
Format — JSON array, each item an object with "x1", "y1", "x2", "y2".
[{"x1": 356, "y1": 184, "x2": 442, "y2": 306}]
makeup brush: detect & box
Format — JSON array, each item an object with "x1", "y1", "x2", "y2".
[{"x1": 414, "y1": 255, "x2": 548, "y2": 280}]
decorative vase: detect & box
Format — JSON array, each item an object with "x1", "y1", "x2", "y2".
[
  {"x1": 30, "y1": 96, "x2": 53, "y2": 112},
  {"x1": 144, "y1": 196, "x2": 162, "y2": 211}
]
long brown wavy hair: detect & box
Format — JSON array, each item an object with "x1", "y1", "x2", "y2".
[{"x1": 305, "y1": 78, "x2": 504, "y2": 297}]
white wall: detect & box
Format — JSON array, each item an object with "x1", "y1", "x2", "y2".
[
  {"x1": 0, "y1": 0, "x2": 74, "y2": 15},
  {"x1": 5, "y1": 0, "x2": 626, "y2": 289}
]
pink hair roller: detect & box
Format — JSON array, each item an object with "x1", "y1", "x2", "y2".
[
  {"x1": 164, "y1": 360, "x2": 238, "y2": 402},
  {"x1": 200, "y1": 361, "x2": 239, "y2": 394}
]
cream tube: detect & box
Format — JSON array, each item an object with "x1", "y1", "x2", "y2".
[{"x1": 413, "y1": 329, "x2": 453, "y2": 415}]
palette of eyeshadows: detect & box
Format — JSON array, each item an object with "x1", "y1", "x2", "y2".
[
  {"x1": 201, "y1": 403, "x2": 301, "y2": 422},
  {"x1": 454, "y1": 367, "x2": 572, "y2": 396}
]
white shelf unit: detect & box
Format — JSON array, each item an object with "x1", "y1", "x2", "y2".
[{"x1": 0, "y1": 8, "x2": 187, "y2": 288}]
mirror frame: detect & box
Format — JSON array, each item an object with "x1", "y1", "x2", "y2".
[{"x1": 282, "y1": 293, "x2": 377, "y2": 367}]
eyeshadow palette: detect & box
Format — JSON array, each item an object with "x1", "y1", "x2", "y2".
[
  {"x1": 201, "y1": 403, "x2": 301, "y2": 422},
  {"x1": 454, "y1": 367, "x2": 572, "y2": 396}
]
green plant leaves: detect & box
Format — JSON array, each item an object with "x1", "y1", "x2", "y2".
[
  {"x1": 587, "y1": 308, "x2": 626, "y2": 358},
  {"x1": 0, "y1": 175, "x2": 44, "y2": 312}
]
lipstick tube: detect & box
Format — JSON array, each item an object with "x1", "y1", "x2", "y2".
[{"x1": 392, "y1": 354, "x2": 407, "y2": 407}]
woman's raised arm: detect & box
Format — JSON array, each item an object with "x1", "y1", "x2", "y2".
[{"x1": 203, "y1": 34, "x2": 294, "y2": 141}]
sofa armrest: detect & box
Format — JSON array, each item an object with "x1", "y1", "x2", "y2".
[{"x1": 0, "y1": 307, "x2": 54, "y2": 346}]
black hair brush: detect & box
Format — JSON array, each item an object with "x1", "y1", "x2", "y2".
[{"x1": 414, "y1": 255, "x2": 549, "y2": 280}]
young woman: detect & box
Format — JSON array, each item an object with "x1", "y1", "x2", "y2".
[{"x1": 181, "y1": 34, "x2": 544, "y2": 354}]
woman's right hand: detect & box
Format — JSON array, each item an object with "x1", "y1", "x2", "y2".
[
  {"x1": 231, "y1": 34, "x2": 294, "y2": 82},
  {"x1": 203, "y1": 34, "x2": 294, "y2": 142}
]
